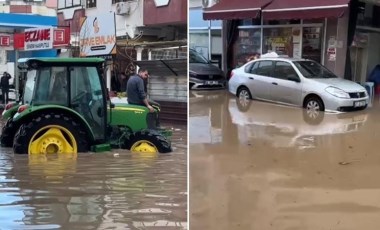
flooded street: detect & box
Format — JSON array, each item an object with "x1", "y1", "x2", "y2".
[
  {"x1": 0, "y1": 124, "x2": 187, "y2": 229},
  {"x1": 190, "y1": 90, "x2": 380, "y2": 230}
]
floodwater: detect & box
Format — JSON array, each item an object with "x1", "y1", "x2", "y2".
[
  {"x1": 190, "y1": 90, "x2": 380, "y2": 230},
  {"x1": 0, "y1": 124, "x2": 187, "y2": 230}
]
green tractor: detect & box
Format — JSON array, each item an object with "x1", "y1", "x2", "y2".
[{"x1": 0, "y1": 58, "x2": 172, "y2": 155}]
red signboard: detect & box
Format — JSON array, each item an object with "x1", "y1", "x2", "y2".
[
  {"x1": 0, "y1": 35, "x2": 10, "y2": 46},
  {"x1": 14, "y1": 27, "x2": 70, "y2": 50}
]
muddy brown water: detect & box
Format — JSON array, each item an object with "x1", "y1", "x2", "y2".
[
  {"x1": 0, "y1": 123, "x2": 187, "y2": 230},
  {"x1": 190, "y1": 90, "x2": 380, "y2": 230}
]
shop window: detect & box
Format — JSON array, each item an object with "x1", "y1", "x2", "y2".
[
  {"x1": 87, "y1": 0, "x2": 96, "y2": 8},
  {"x1": 112, "y1": 0, "x2": 126, "y2": 3},
  {"x1": 58, "y1": 0, "x2": 81, "y2": 9},
  {"x1": 239, "y1": 19, "x2": 261, "y2": 26},
  {"x1": 263, "y1": 27, "x2": 293, "y2": 56},
  {"x1": 264, "y1": 19, "x2": 301, "y2": 25},
  {"x1": 256, "y1": 60, "x2": 273, "y2": 76},
  {"x1": 303, "y1": 19, "x2": 324, "y2": 24},
  {"x1": 302, "y1": 27, "x2": 322, "y2": 62},
  {"x1": 273, "y1": 61, "x2": 299, "y2": 80},
  {"x1": 234, "y1": 28, "x2": 261, "y2": 67}
]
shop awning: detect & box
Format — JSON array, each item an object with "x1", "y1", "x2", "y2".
[
  {"x1": 262, "y1": 0, "x2": 350, "y2": 20},
  {"x1": 203, "y1": 0, "x2": 273, "y2": 20},
  {"x1": 135, "y1": 59, "x2": 187, "y2": 77}
]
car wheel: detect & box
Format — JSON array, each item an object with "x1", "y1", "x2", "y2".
[
  {"x1": 237, "y1": 87, "x2": 252, "y2": 100},
  {"x1": 303, "y1": 96, "x2": 325, "y2": 125}
]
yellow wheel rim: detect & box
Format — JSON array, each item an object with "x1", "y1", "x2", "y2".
[
  {"x1": 28, "y1": 125, "x2": 77, "y2": 155},
  {"x1": 131, "y1": 140, "x2": 158, "y2": 154}
]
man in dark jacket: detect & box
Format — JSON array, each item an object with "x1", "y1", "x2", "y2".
[
  {"x1": 0, "y1": 72, "x2": 11, "y2": 104},
  {"x1": 126, "y1": 68, "x2": 161, "y2": 128}
]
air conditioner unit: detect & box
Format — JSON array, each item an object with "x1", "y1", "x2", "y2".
[
  {"x1": 202, "y1": 0, "x2": 218, "y2": 8},
  {"x1": 116, "y1": 2, "x2": 131, "y2": 15}
]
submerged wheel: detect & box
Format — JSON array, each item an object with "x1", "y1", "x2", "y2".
[
  {"x1": 1, "y1": 118, "x2": 18, "y2": 147},
  {"x1": 237, "y1": 86, "x2": 252, "y2": 100},
  {"x1": 303, "y1": 96, "x2": 325, "y2": 125},
  {"x1": 128, "y1": 130, "x2": 172, "y2": 154},
  {"x1": 13, "y1": 113, "x2": 89, "y2": 154}
]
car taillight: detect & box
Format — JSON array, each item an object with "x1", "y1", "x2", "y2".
[
  {"x1": 229, "y1": 71, "x2": 234, "y2": 80},
  {"x1": 5, "y1": 103, "x2": 14, "y2": 110},
  {"x1": 18, "y1": 105, "x2": 29, "y2": 113}
]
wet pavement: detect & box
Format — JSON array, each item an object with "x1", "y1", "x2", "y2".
[
  {"x1": 0, "y1": 124, "x2": 187, "y2": 230},
  {"x1": 190, "y1": 90, "x2": 380, "y2": 230}
]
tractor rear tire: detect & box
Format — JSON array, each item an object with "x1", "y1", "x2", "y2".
[
  {"x1": 129, "y1": 130, "x2": 172, "y2": 154},
  {"x1": 1, "y1": 118, "x2": 18, "y2": 147},
  {"x1": 13, "y1": 113, "x2": 89, "y2": 154}
]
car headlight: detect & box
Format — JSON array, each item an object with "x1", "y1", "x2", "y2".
[{"x1": 325, "y1": 87, "x2": 350, "y2": 99}]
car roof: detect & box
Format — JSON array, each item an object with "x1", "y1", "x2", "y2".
[
  {"x1": 19, "y1": 57, "x2": 105, "y2": 63},
  {"x1": 258, "y1": 57, "x2": 309, "y2": 62}
]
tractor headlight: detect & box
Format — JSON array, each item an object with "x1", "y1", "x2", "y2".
[{"x1": 325, "y1": 87, "x2": 350, "y2": 99}]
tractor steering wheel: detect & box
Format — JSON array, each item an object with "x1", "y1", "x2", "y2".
[{"x1": 72, "y1": 90, "x2": 87, "y2": 104}]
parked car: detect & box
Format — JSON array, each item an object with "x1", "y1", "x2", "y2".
[
  {"x1": 228, "y1": 56, "x2": 369, "y2": 113},
  {"x1": 189, "y1": 48, "x2": 226, "y2": 90}
]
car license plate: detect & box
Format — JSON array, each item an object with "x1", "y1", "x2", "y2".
[
  {"x1": 206, "y1": 81, "x2": 218, "y2": 85},
  {"x1": 354, "y1": 100, "x2": 366, "y2": 107}
]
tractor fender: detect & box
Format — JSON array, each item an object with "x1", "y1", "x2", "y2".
[
  {"x1": 12, "y1": 105, "x2": 96, "y2": 142},
  {"x1": 2, "y1": 103, "x2": 20, "y2": 120}
]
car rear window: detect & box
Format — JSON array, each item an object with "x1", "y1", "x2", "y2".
[{"x1": 255, "y1": 61, "x2": 273, "y2": 76}]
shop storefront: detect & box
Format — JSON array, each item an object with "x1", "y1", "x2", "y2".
[
  {"x1": 233, "y1": 20, "x2": 324, "y2": 67},
  {"x1": 203, "y1": 0, "x2": 350, "y2": 79}
]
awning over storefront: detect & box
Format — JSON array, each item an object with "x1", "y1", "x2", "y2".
[
  {"x1": 203, "y1": 0, "x2": 272, "y2": 20},
  {"x1": 262, "y1": 0, "x2": 350, "y2": 20}
]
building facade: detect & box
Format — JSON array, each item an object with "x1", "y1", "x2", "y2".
[
  {"x1": 58, "y1": 0, "x2": 187, "y2": 123},
  {"x1": 203, "y1": 0, "x2": 380, "y2": 84},
  {"x1": 0, "y1": 0, "x2": 58, "y2": 89},
  {"x1": 189, "y1": 0, "x2": 222, "y2": 67}
]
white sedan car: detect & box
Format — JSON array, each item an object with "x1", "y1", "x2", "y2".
[{"x1": 228, "y1": 57, "x2": 369, "y2": 114}]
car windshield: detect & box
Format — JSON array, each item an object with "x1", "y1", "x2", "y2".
[
  {"x1": 189, "y1": 50, "x2": 209, "y2": 64},
  {"x1": 294, "y1": 61, "x2": 337, "y2": 79}
]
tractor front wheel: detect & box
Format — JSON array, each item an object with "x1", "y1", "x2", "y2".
[
  {"x1": 129, "y1": 130, "x2": 172, "y2": 154},
  {"x1": 1, "y1": 118, "x2": 18, "y2": 147},
  {"x1": 13, "y1": 113, "x2": 89, "y2": 154}
]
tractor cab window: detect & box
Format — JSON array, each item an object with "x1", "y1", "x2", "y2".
[
  {"x1": 33, "y1": 67, "x2": 68, "y2": 106},
  {"x1": 23, "y1": 69, "x2": 36, "y2": 104},
  {"x1": 70, "y1": 66, "x2": 105, "y2": 140}
]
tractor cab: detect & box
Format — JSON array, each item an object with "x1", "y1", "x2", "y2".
[{"x1": 18, "y1": 58, "x2": 107, "y2": 141}]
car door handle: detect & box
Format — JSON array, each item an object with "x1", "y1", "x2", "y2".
[
  {"x1": 249, "y1": 77, "x2": 254, "y2": 80},
  {"x1": 272, "y1": 82, "x2": 278, "y2": 85}
]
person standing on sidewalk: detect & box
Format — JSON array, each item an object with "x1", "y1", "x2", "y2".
[{"x1": 0, "y1": 72, "x2": 11, "y2": 104}]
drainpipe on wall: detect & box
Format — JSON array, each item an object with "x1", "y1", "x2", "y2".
[{"x1": 208, "y1": 20, "x2": 211, "y2": 60}]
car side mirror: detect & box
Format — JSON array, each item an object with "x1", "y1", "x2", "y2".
[{"x1": 288, "y1": 75, "x2": 301, "y2": 83}]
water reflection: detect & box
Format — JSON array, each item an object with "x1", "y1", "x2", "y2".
[
  {"x1": 189, "y1": 90, "x2": 368, "y2": 149},
  {"x1": 0, "y1": 125, "x2": 187, "y2": 229},
  {"x1": 231, "y1": 97, "x2": 368, "y2": 149},
  {"x1": 190, "y1": 91, "x2": 380, "y2": 230}
]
